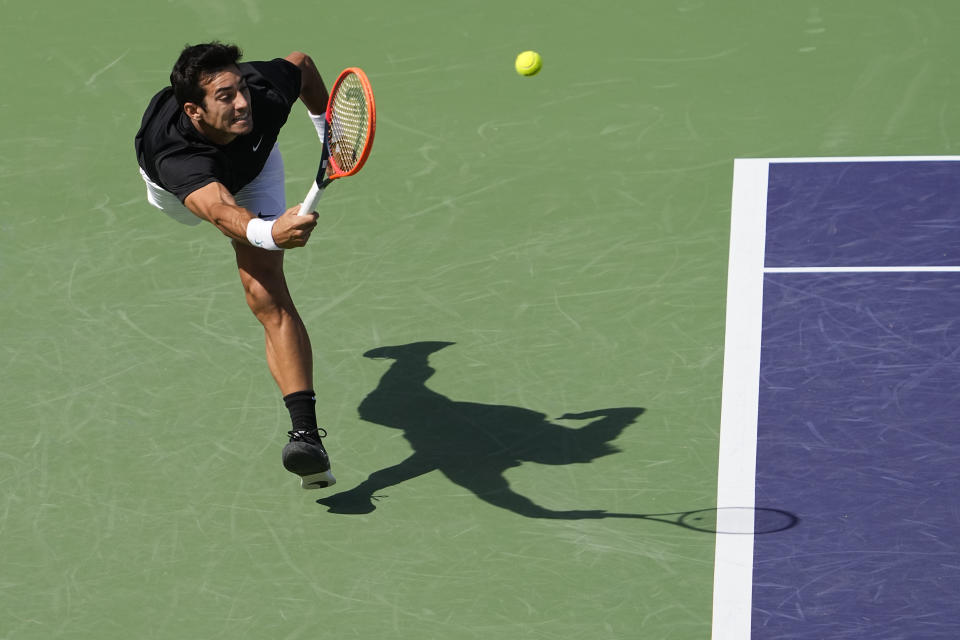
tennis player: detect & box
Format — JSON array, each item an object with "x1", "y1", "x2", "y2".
[{"x1": 135, "y1": 42, "x2": 335, "y2": 489}]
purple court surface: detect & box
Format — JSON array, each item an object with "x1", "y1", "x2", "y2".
[{"x1": 714, "y1": 158, "x2": 960, "y2": 639}]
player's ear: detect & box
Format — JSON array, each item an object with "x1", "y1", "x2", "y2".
[{"x1": 183, "y1": 102, "x2": 204, "y2": 120}]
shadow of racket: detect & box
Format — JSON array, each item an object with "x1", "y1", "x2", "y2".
[{"x1": 602, "y1": 507, "x2": 798, "y2": 534}]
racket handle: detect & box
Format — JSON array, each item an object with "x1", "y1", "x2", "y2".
[{"x1": 299, "y1": 181, "x2": 325, "y2": 215}]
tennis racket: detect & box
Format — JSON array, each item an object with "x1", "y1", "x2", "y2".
[{"x1": 298, "y1": 67, "x2": 376, "y2": 215}]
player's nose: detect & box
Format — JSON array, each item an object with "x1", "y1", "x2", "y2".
[{"x1": 234, "y1": 90, "x2": 249, "y2": 112}]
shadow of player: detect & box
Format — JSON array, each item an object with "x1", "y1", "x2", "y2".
[{"x1": 317, "y1": 341, "x2": 644, "y2": 519}]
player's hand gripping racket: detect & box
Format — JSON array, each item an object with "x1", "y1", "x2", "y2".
[{"x1": 299, "y1": 67, "x2": 376, "y2": 215}]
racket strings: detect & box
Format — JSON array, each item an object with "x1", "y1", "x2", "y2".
[{"x1": 328, "y1": 73, "x2": 369, "y2": 172}]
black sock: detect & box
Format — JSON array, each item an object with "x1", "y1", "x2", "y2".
[{"x1": 283, "y1": 390, "x2": 318, "y2": 433}]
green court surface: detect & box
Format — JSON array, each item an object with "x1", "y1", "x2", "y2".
[{"x1": 1, "y1": 2, "x2": 957, "y2": 638}]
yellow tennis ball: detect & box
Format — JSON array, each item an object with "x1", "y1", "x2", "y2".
[{"x1": 515, "y1": 51, "x2": 542, "y2": 76}]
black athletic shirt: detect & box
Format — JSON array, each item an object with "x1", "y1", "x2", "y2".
[{"x1": 135, "y1": 58, "x2": 301, "y2": 203}]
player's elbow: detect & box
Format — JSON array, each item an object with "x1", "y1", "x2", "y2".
[{"x1": 286, "y1": 51, "x2": 314, "y2": 73}]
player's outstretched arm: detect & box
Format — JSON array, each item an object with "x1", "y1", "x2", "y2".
[{"x1": 184, "y1": 181, "x2": 318, "y2": 249}]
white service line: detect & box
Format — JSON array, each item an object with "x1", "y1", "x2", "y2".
[{"x1": 765, "y1": 266, "x2": 960, "y2": 273}]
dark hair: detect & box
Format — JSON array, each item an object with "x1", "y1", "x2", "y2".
[{"x1": 170, "y1": 42, "x2": 243, "y2": 107}]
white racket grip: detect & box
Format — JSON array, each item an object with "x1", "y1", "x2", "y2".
[
  {"x1": 300, "y1": 109, "x2": 330, "y2": 215},
  {"x1": 299, "y1": 181, "x2": 324, "y2": 216}
]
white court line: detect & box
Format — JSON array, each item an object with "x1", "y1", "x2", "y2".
[
  {"x1": 711, "y1": 155, "x2": 960, "y2": 640},
  {"x1": 712, "y1": 158, "x2": 769, "y2": 640},
  {"x1": 739, "y1": 154, "x2": 960, "y2": 163},
  {"x1": 766, "y1": 266, "x2": 960, "y2": 273}
]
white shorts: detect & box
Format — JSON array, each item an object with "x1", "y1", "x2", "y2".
[{"x1": 139, "y1": 143, "x2": 286, "y2": 226}]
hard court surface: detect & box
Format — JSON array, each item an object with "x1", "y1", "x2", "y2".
[{"x1": 2, "y1": 2, "x2": 959, "y2": 638}]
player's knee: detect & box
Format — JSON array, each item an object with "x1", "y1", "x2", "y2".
[{"x1": 242, "y1": 278, "x2": 287, "y2": 326}]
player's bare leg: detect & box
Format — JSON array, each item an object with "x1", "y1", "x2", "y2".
[
  {"x1": 234, "y1": 242, "x2": 312, "y2": 394},
  {"x1": 234, "y1": 241, "x2": 335, "y2": 488}
]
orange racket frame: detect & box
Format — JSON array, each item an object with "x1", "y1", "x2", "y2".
[{"x1": 299, "y1": 67, "x2": 376, "y2": 214}]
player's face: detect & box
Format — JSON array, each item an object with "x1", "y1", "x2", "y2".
[{"x1": 194, "y1": 66, "x2": 253, "y2": 142}]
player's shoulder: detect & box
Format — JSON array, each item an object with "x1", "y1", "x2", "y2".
[
  {"x1": 241, "y1": 58, "x2": 298, "y2": 82},
  {"x1": 136, "y1": 86, "x2": 185, "y2": 159},
  {"x1": 139, "y1": 87, "x2": 179, "y2": 131},
  {"x1": 240, "y1": 58, "x2": 301, "y2": 106}
]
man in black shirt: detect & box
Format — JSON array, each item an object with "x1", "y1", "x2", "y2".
[{"x1": 135, "y1": 42, "x2": 335, "y2": 489}]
